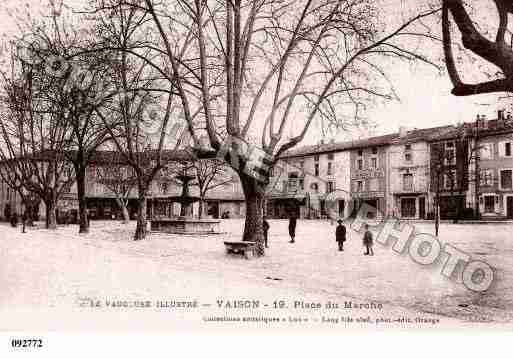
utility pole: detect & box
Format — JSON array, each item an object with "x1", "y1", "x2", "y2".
[
  {"x1": 474, "y1": 114, "x2": 481, "y2": 220},
  {"x1": 435, "y1": 172, "x2": 440, "y2": 237}
]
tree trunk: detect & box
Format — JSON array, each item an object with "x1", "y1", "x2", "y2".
[
  {"x1": 45, "y1": 199, "x2": 57, "y2": 230},
  {"x1": 239, "y1": 172, "x2": 266, "y2": 257},
  {"x1": 134, "y1": 184, "x2": 148, "y2": 241},
  {"x1": 21, "y1": 198, "x2": 33, "y2": 226},
  {"x1": 435, "y1": 193, "x2": 440, "y2": 237},
  {"x1": 454, "y1": 192, "x2": 464, "y2": 224},
  {"x1": 76, "y1": 164, "x2": 89, "y2": 234},
  {"x1": 115, "y1": 197, "x2": 130, "y2": 224},
  {"x1": 26, "y1": 209, "x2": 34, "y2": 226},
  {"x1": 198, "y1": 197, "x2": 204, "y2": 219},
  {"x1": 27, "y1": 199, "x2": 36, "y2": 226}
]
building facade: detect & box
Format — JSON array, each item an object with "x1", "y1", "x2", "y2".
[
  {"x1": 267, "y1": 142, "x2": 352, "y2": 219},
  {"x1": 387, "y1": 132, "x2": 431, "y2": 219},
  {"x1": 0, "y1": 153, "x2": 246, "y2": 222},
  {"x1": 3, "y1": 114, "x2": 513, "y2": 223},
  {"x1": 474, "y1": 118, "x2": 513, "y2": 219},
  {"x1": 350, "y1": 140, "x2": 390, "y2": 219},
  {"x1": 272, "y1": 115, "x2": 513, "y2": 221},
  {"x1": 429, "y1": 135, "x2": 471, "y2": 220}
]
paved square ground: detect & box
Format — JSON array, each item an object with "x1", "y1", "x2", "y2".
[{"x1": 0, "y1": 219, "x2": 512, "y2": 329}]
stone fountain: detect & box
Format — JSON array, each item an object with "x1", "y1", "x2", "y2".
[{"x1": 150, "y1": 173, "x2": 221, "y2": 234}]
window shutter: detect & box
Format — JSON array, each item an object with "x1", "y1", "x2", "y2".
[
  {"x1": 498, "y1": 141, "x2": 506, "y2": 157},
  {"x1": 480, "y1": 144, "x2": 491, "y2": 159}
]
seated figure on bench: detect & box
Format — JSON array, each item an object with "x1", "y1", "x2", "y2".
[{"x1": 224, "y1": 241, "x2": 257, "y2": 259}]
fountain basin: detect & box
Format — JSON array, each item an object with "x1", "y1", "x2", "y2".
[{"x1": 150, "y1": 217, "x2": 221, "y2": 235}]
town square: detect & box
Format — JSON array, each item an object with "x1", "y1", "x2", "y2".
[{"x1": 0, "y1": 0, "x2": 513, "y2": 346}]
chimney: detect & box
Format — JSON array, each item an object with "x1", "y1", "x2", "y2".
[
  {"x1": 477, "y1": 114, "x2": 486, "y2": 129},
  {"x1": 398, "y1": 126, "x2": 409, "y2": 138},
  {"x1": 498, "y1": 109, "x2": 506, "y2": 129},
  {"x1": 498, "y1": 109, "x2": 504, "y2": 121}
]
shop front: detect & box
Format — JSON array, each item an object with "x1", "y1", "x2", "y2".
[
  {"x1": 266, "y1": 195, "x2": 305, "y2": 219},
  {"x1": 479, "y1": 192, "x2": 513, "y2": 219},
  {"x1": 353, "y1": 191, "x2": 386, "y2": 219},
  {"x1": 392, "y1": 193, "x2": 428, "y2": 219}
]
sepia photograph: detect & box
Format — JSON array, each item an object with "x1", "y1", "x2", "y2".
[{"x1": 0, "y1": 0, "x2": 512, "y2": 355}]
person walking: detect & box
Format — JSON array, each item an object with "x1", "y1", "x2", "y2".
[
  {"x1": 263, "y1": 216, "x2": 270, "y2": 248},
  {"x1": 363, "y1": 224, "x2": 374, "y2": 256},
  {"x1": 21, "y1": 211, "x2": 27, "y2": 233},
  {"x1": 288, "y1": 214, "x2": 297, "y2": 243},
  {"x1": 335, "y1": 219, "x2": 346, "y2": 251},
  {"x1": 10, "y1": 212, "x2": 18, "y2": 228}
]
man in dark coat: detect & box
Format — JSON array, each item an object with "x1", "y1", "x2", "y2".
[
  {"x1": 10, "y1": 212, "x2": 18, "y2": 228},
  {"x1": 263, "y1": 217, "x2": 270, "y2": 248},
  {"x1": 335, "y1": 219, "x2": 346, "y2": 251},
  {"x1": 288, "y1": 215, "x2": 297, "y2": 243},
  {"x1": 363, "y1": 224, "x2": 374, "y2": 256}
]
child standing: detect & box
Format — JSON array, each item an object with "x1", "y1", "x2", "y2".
[{"x1": 263, "y1": 217, "x2": 270, "y2": 248}]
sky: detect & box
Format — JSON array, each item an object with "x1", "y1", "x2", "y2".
[
  {"x1": 332, "y1": 0, "x2": 509, "y2": 142},
  {"x1": 362, "y1": 63, "x2": 506, "y2": 138},
  {"x1": 0, "y1": 0, "x2": 509, "y2": 147}
]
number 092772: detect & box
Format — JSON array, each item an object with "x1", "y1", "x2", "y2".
[{"x1": 11, "y1": 339, "x2": 43, "y2": 348}]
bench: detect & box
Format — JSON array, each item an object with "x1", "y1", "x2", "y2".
[{"x1": 224, "y1": 241, "x2": 257, "y2": 259}]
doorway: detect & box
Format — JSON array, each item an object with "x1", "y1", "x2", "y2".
[
  {"x1": 507, "y1": 196, "x2": 513, "y2": 219},
  {"x1": 207, "y1": 202, "x2": 220, "y2": 219},
  {"x1": 363, "y1": 199, "x2": 378, "y2": 219},
  {"x1": 419, "y1": 197, "x2": 426, "y2": 219},
  {"x1": 401, "y1": 198, "x2": 416, "y2": 218},
  {"x1": 338, "y1": 200, "x2": 345, "y2": 218}
]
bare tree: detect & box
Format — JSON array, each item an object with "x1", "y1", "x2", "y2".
[
  {"x1": 85, "y1": 0, "x2": 440, "y2": 255},
  {"x1": 0, "y1": 51, "x2": 75, "y2": 229},
  {"x1": 3, "y1": 0, "x2": 115, "y2": 233},
  {"x1": 430, "y1": 131, "x2": 474, "y2": 233},
  {"x1": 89, "y1": 1, "x2": 183, "y2": 240},
  {"x1": 0, "y1": 161, "x2": 41, "y2": 226},
  {"x1": 443, "y1": 0, "x2": 513, "y2": 95},
  {"x1": 192, "y1": 159, "x2": 235, "y2": 219},
  {"x1": 95, "y1": 153, "x2": 138, "y2": 223},
  {"x1": 431, "y1": 141, "x2": 451, "y2": 236},
  {"x1": 169, "y1": 157, "x2": 236, "y2": 219},
  {"x1": 25, "y1": 6, "x2": 112, "y2": 234}
]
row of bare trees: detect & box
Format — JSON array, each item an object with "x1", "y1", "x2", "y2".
[
  {"x1": 1, "y1": 0, "x2": 508, "y2": 250},
  {"x1": 0, "y1": 1, "x2": 235, "y2": 235},
  {"x1": 80, "y1": 0, "x2": 443, "y2": 253}
]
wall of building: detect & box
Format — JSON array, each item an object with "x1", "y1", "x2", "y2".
[
  {"x1": 429, "y1": 138, "x2": 473, "y2": 219},
  {"x1": 387, "y1": 141, "x2": 430, "y2": 218},
  {"x1": 267, "y1": 150, "x2": 351, "y2": 219},
  {"x1": 0, "y1": 160, "x2": 245, "y2": 221},
  {"x1": 476, "y1": 132, "x2": 513, "y2": 218},
  {"x1": 350, "y1": 146, "x2": 387, "y2": 217}
]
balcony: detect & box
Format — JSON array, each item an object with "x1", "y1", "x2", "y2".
[
  {"x1": 391, "y1": 183, "x2": 428, "y2": 195},
  {"x1": 283, "y1": 179, "x2": 302, "y2": 193},
  {"x1": 403, "y1": 182, "x2": 414, "y2": 192}
]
